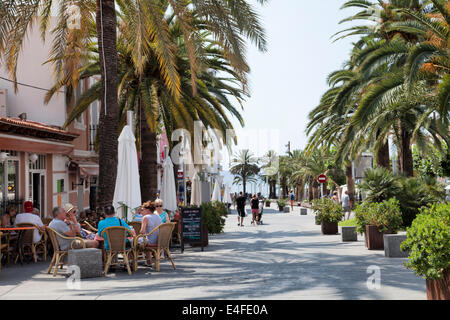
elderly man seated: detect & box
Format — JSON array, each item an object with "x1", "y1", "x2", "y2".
[
  {"x1": 49, "y1": 206, "x2": 99, "y2": 250},
  {"x1": 14, "y1": 201, "x2": 45, "y2": 244}
]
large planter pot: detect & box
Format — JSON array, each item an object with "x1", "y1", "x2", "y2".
[
  {"x1": 426, "y1": 269, "x2": 450, "y2": 300},
  {"x1": 321, "y1": 222, "x2": 338, "y2": 235},
  {"x1": 278, "y1": 206, "x2": 284, "y2": 212},
  {"x1": 365, "y1": 225, "x2": 391, "y2": 250},
  {"x1": 265, "y1": 202, "x2": 271, "y2": 208}
]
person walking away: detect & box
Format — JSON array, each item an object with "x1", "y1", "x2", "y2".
[
  {"x1": 236, "y1": 192, "x2": 247, "y2": 226},
  {"x1": 331, "y1": 191, "x2": 339, "y2": 203},
  {"x1": 257, "y1": 193, "x2": 264, "y2": 225},
  {"x1": 289, "y1": 190, "x2": 295, "y2": 210},
  {"x1": 341, "y1": 191, "x2": 352, "y2": 220},
  {"x1": 250, "y1": 195, "x2": 259, "y2": 225}
]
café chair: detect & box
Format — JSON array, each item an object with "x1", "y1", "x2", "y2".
[
  {"x1": 46, "y1": 226, "x2": 86, "y2": 277},
  {"x1": 83, "y1": 221, "x2": 98, "y2": 233},
  {"x1": 0, "y1": 232, "x2": 10, "y2": 272},
  {"x1": 42, "y1": 218, "x2": 52, "y2": 226},
  {"x1": 14, "y1": 223, "x2": 47, "y2": 263},
  {"x1": 129, "y1": 221, "x2": 142, "y2": 234},
  {"x1": 133, "y1": 223, "x2": 176, "y2": 272},
  {"x1": 101, "y1": 226, "x2": 134, "y2": 276}
]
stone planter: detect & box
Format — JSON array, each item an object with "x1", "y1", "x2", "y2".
[
  {"x1": 283, "y1": 207, "x2": 290, "y2": 213},
  {"x1": 265, "y1": 202, "x2": 271, "y2": 208},
  {"x1": 365, "y1": 225, "x2": 391, "y2": 250},
  {"x1": 383, "y1": 234, "x2": 408, "y2": 258},
  {"x1": 300, "y1": 208, "x2": 307, "y2": 216},
  {"x1": 341, "y1": 226, "x2": 357, "y2": 241},
  {"x1": 68, "y1": 248, "x2": 104, "y2": 279},
  {"x1": 426, "y1": 268, "x2": 450, "y2": 300},
  {"x1": 321, "y1": 222, "x2": 338, "y2": 235}
]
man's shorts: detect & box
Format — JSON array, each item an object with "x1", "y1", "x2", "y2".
[{"x1": 237, "y1": 208, "x2": 246, "y2": 217}]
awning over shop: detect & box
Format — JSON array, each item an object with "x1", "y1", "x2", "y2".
[
  {"x1": 69, "y1": 160, "x2": 99, "y2": 176},
  {"x1": 0, "y1": 133, "x2": 74, "y2": 154}
]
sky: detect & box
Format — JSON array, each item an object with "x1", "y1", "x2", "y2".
[{"x1": 221, "y1": 0, "x2": 359, "y2": 166}]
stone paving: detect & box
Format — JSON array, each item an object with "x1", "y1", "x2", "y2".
[{"x1": 0, "y1": 204, "x2": 426, "y2": 300}]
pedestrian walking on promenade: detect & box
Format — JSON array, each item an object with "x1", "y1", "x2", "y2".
[
  {"x1": 289, "y1": 190, "x2": 295, "y2": 210},
  {"x1": 236, "y1": 192, "x2": 247, "y2": 226},
  {"x1": 250, "y1": 194, "x2": 259, "y2": 225},
  {"x1": 341, "y1": 191, "x2": 352, "y2": 220}
]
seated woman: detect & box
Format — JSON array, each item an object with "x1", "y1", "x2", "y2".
[
  {"x1": 154, "y1": 199, "x2": 169, "y2": 223},
  {"x1": 139, "y1": 201, "x2": 162, "y2": 267},
  {"x1": 1, "y1": 206, "x2": 17, "y2": 228}
]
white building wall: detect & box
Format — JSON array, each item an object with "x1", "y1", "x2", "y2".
[{"x1": 0, "y1": 18, "x2": 66, "y2": 127}]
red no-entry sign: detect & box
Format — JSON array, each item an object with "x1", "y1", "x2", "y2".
[{"x1": 317, "y1": 174, "x2": 327, "y2": 184}]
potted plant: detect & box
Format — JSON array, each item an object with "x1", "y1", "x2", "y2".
[
  {"x1": 265, "y1": 199, "x2": 271, "y2": 207},
  {"x1": 401, "y1": 202, "x2": 449, "y2": 300},
  {"x1": 191, "y1": 201, "x2": 228, "y2": 247},
  {"x1": 313, "y1": 198, "x2": 343, "y2": 234},
  {"x1": 355, "y1": 198, "x2": 403, "y2": 250},
  {"x1": 277, "y1": 200, "x2": 286, "y2": 212}
]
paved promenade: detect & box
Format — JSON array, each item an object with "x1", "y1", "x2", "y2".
[{"x1": 0, "y1": 204, "x2": 426, "y2": 300}]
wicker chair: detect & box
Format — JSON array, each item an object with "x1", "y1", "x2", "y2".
[
  {"x1": 14, "y1": 223, "x2": 47, "y2": 263},
  {"x1": 42, "y1": 218, "x2": 52, "y2": 226},
  {"x1": 133, "y1": 222, "x2": 176, "y2": 272},
  {"x1": 82, "y1": 221, "x2": 98, "y2": 233},
  {"x1": 0, "y1": 232, "x2": 10, "y2": 272},
  {"x1": 101, "y1": 226, "x2": 134, "y2": 276},
  {"x1": 128, "y1": 221, "x2": 142, "y2": 234},
  {"x1": 46, "y1": 226, "x2": 86, "y2": 277}
]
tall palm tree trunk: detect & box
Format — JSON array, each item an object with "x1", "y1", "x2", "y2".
[
  {"x1": 345, "y1": 163, "x2": 355, "y2": 205},
  {"x1": 96, "y1": 0, "x2": 118, "y2": 208},
  {"x1": 399, "y1": 123, "x2": 414, "y2": 177},
  {"x1": 242, "y1": 175, "x2": 247, "y2": 196},
  {"x1": 139, "y1": 116, "x2": 158, "y2": 202},
  {"x1": 376, "y1": 130, "x2": 390, "y2": 169}
]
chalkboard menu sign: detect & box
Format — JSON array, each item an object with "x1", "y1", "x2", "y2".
[{"x1": 181, "y1": 207, "x2": 204, "y2": 253}]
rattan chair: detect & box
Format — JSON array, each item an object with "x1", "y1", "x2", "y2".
[
  {"x1": 0, "y1": 232, "x2": 9, "y2": 272},
  {"x1": 101, "y1": 226, "x2": 134, "y2": 276},
  {"x1": 82, "y1": 221, "x2": 98, "y2": 233},
  {"x1": 14, "y1": 223, "x2": 47, "y2": 263},
  {"x1": 133, "y1": 222, "x2": 176, "y2": 272},
  {"x1": 129, "y1": 221, "x2": 142, "y2": 234},
  {"x1": 46, "y1": 226, "x2": 86, "y2": 277},
  {"x1": 42, "y1": 218, "x2": 52, "y2": 226}
]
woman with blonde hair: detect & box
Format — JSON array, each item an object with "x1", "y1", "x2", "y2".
[{"x1": 154, "y1": 199, "x2": 169, "y2": 223}]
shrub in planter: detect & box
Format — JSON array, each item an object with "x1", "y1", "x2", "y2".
[
  {"x1": 312, "y1": 198, "x2": 343, "y2": 234},
  {"x1": 277, "y1": 200, "x2": 286, "y2": 211},
  {"x1": 355, "y1": 198, "x2": 403, "y2": 249},
  {"x1": 200, "y1": 201, "x2": 228, "y2": 235},
  {"x1": 265, "y1": 200, "x2": 271, "y2": 207},
  {"x1": 401, "y1": 202, "x2": 450, "y2": 300}
]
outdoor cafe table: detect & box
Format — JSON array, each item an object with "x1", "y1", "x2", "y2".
[{"x1": 0, "y1": 227, "x2": 37, "y2": 265}]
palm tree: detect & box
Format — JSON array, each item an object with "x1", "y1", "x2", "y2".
[
  {"x1": 229, "y1": 149, "x2": 259, "y2": 195},
  {"x1": 0, "y1": 0, "x2": 268, "y2": 206}
]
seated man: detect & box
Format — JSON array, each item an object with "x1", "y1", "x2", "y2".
[
  {"x1": 14, "y1": 201, "x2": 45, "y2": 244},
  {"x1": 49, "y1": 206, "x2": 99, "y2": 250},
  {"x1": 97, "y1": 205, "x2": 136, "y2": 250}
]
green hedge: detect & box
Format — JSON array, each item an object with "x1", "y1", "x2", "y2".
[
  {"x1": 311, "y1": 198, "x2": 344, "y2": 224},
  {"x1": 200, "y1": 201, "x2": 228, "y2": 234},
  {"x1": 354, "y1": 198, "x2": 403, "y2": 234}
]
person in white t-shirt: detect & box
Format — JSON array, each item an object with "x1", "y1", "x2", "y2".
[{"x1": 14, "y1": 201, "x2": 45, "y2": 243}]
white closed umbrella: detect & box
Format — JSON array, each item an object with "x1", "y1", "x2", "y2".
[
  {"x1": 223, "y1": 184, "x2": 232, "y2": 204},
  {"x1": 211, "y1": 176, "x2": 223, "y2": 202},
  {"x1": 191, "y1": 171, "x2": 201, "y2": 206},
  {"x1": 113, "y1": 125, "x2": 141, "y2": 221},
  {"x1": 161, "y1": 156, "x2": 178, "y2": 212}
]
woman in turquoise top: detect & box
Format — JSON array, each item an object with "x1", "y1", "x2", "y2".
[{"x1": 154, "y1": 199, "x2": 169, "y2": 223}]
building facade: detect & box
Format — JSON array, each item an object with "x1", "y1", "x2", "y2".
[{"x1": 0, "y1": 20, "x2": 99, "y2": 218}]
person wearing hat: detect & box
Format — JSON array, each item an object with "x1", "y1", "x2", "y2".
[
  {"x1": 14, "y1": 201, "x2": 45, "y2": 243},
  {"x1": 63, "y1": 203, "x2": 96, "y2": 241}
]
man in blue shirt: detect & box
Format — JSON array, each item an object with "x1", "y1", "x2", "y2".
[{"x1": 97, "y1": 205, "x2": 136, "y2": 250}]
